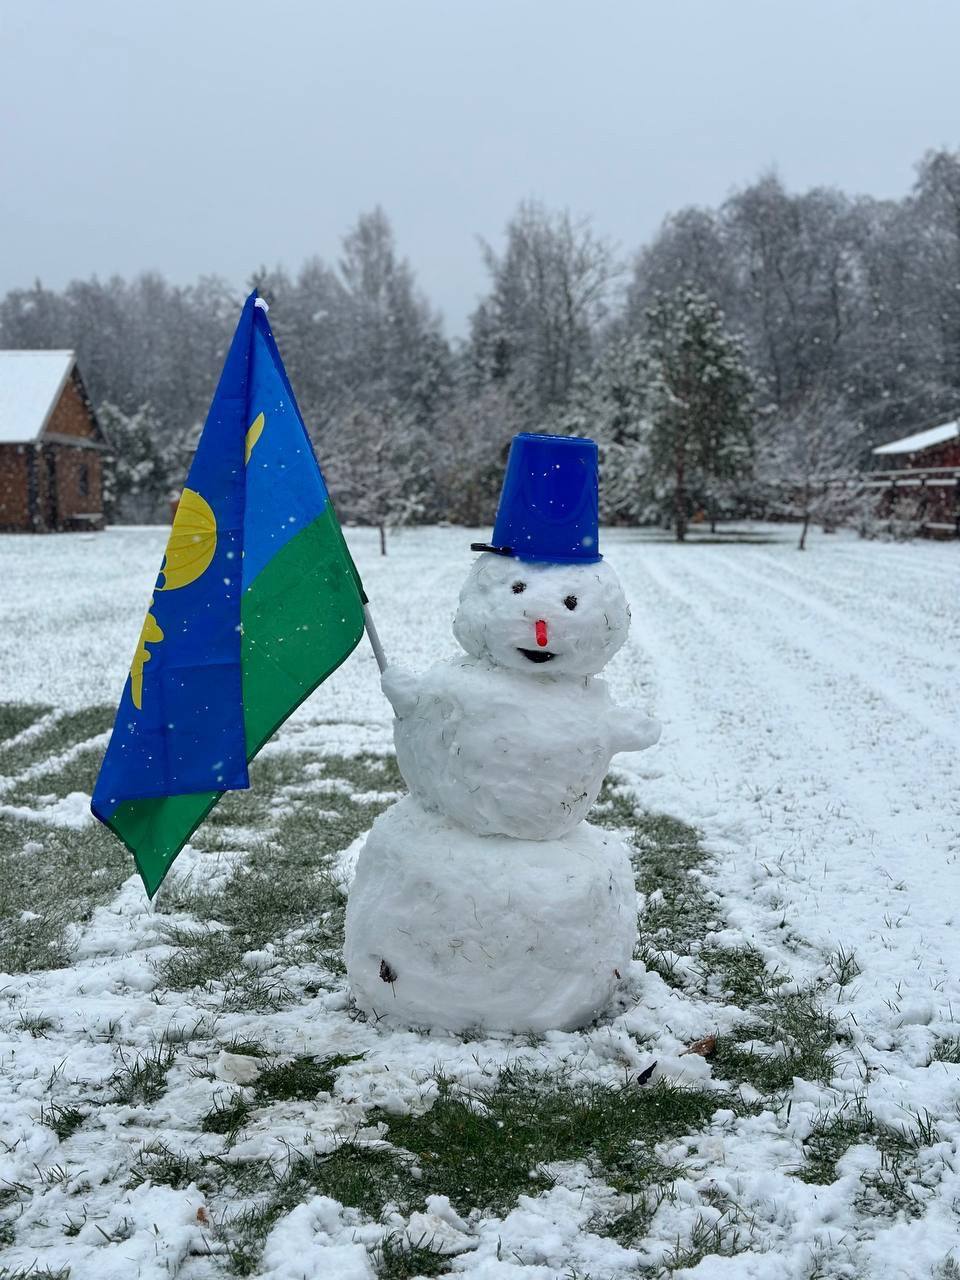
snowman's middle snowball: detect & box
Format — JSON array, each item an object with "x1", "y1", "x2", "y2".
[{"x1": 343, "y1": 795, "x2": 637, "y2": 1034}]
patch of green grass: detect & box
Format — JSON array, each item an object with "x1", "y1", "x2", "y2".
[
  {"x1": 378, "y1": 1066, "x2": 730, "y2": 1218},
  {"x1": 40, "y1": 1102, "x2": 86, "y2": 1142},
  {"x1": 929, "y1": 1035, "x2": 960, "y2": 1065},
  {"x1": 184, "y1": 750, "x2": 402, "y2": 848},
  {"x1": 220, "y1": 1203, "x2": 280, "y2": 1276},
  {"x1": 699, "y1": 943, "x2": 783, "y2": 1006},
  {"x1": 0, "y1": 813, "x2": 131, "y2": 974},
  {"x1": 0, "y1": 704, "x2": 114, "y2": 777},
  {"x1": 856, "y1": 1148, "x2": 929, "y2": 1220},
  {"x1": 594, "y1": 780, "x2": 715, "y2": 989},
  {"x1": 220, "y1": 1144, "x2": 417, "y2": 1276},
  {"x1": 253, "y1": 1053, "x2": 364, "y2": 1104},
  {"x1": 638, "y1": 822, "x2": 714, "y2": 960},
  {"x1": 219, "y1": 1037, "x2": 269, "y2": 1058},
  {"x1": 274, "y1": 1144, "x2": 418, "y2": 1221},
  {"x1": 156, "y1": 751, "x2": 400, "y2": 1005},
  {"x1": 128, "y1": 1140, "x2": 218, "y2": 1192},
  {"x1": 0, "y1": 1268, "x2": 71, "y2": 1280},
  {"x1": 186, "y1": 857, "x2": 348, "y2": 963},
  {"x1": 5, "y1": 746, "x2": 110, "y2": 807},
  {"x1": 700, "y1": 945, "x2": 837, "y2": 1093},
  {"x1": 0, "y1": 702, "x2": 51, "y2": 748},
  {"x1": 599, "y1": 778, "x2": 839, "y2": 1105},
  {"x1": 0, "y1": 1183, "x2": 29, "y2": 1211},
  {"x1": 374, "y1": 1233, "x2": 452, "y2": 1279},
  {"x1": 16, "y1": 1011, "x2": 55, "y2": 1037},
  {"x1": 826, "y1": 944, "x2": 862, "y2": 988},
  {"x1": 200, "y1": 1094, "x2": 253, "y2": 1143},
  {"x1": 155, "y1": 925, "x2": 294, "y2": 1009},
  {"x1": 652, "y1": 1206, "x2": 755, "y2": 1273},
  {"x1": 157, "y1": 925, "x2": 245, "y2": 988},
  {"x1": 797, "y1": 1095, "x2": 874, "y2": 1185},
  {"x1": 109, "y1": 1041, "x2": 176, "y2": 1107},
  {"x1": 221, "y1": 975, "x2": 295, "y2": 1015},
  {"x1": 797, "y1": 1100, "x2": 945, "y2": 1211}
]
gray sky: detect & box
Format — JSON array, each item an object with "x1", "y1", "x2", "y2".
[{"x1": 2, "y1": 0, "x2": 957, "y2": 336}]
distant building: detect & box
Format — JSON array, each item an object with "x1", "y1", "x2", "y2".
[
  {"x1": 0, "y1": 351, "x2": 108, "y2": 532},
  {"x1": 870, "y1": 419, "x2": 960, "y2": 537}
]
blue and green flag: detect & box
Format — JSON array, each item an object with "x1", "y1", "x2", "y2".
[{"x1": 92, "y1": 292, "x2": 366, "y2": 896}]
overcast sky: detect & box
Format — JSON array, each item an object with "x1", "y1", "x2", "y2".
[{"x1": 2, "y1": 0, "x2": 957, "y2": 336}]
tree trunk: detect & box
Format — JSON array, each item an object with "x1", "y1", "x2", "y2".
[
  {"x1": 378, "y1": 524, "x2": 387, "y2": 556},
  {"x1": 675, "y1": 446, "x2": 687, "y2": 542},
  {"x1": 799, "y1": 511, "x2": 810, "y2": 551},
  {"x1": 798, "y1": 478, "x2": 811, "y2": 550}
]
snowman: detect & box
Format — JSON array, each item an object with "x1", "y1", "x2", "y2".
[{"x1": 344, "y1": 434, "x2": 660, "y2": 1034}]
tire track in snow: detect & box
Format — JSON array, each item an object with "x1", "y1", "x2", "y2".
[
  {"x1": 606, "y1": 549, "x2": 717, "y2": 791},
  {"x1": 629, "y1": 547, "x2": 960, "y2": 1038},
  {"x1": 746, "y1": 550, "x2": 960, "y2": 674},
  {"x1": 630, "y1": 551, "x2": 886, "y2": 825},
  {"x1": 619, "y1": 548, "x2": 883, "y2": 881},
  {"x1": 687, "y1": 551, "x2": 960, "y2": 757},
  {"x1": 834, "y1": 540, "x2": 960, "y2": 587},
  {"x1": 668, "y1": 549, "x2": 960, "y2": 961}
]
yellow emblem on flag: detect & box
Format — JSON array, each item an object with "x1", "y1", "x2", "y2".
[
  {"x1": 245, "y1": 411, "x2": 265, "y2": 464},
  {"x1": 157, "y1": 488, "x2": 218, "y2": 591},
  {"x1": 130, "y1": 605, "x2": 164, "y2": 710}
]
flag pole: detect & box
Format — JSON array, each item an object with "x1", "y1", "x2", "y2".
[{"x1": 363, "y1": 602, "x2": 387, "y2": 674}]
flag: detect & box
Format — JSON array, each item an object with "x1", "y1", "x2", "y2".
[{"x1": 92, "y1": 292, "x2": 366, "y2": 896}]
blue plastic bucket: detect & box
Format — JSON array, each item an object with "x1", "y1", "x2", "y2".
[{"x1": 488, "y1": 433, "x2": 601, "y2": 563}]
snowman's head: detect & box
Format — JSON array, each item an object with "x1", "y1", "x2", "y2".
[{"x1": 453, "y1": 554, "x2": 630, "y2": 677}]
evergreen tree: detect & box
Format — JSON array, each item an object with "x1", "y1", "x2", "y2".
[
  {"x1": 98, "y1": 402, "x2": 171, "y2": 524},
  {"x1": 643, "y1": 288, "x2": 755, "y2": 541},
  {"x1": 560, "y1": 336, "x2": 655, "y2": 523}
]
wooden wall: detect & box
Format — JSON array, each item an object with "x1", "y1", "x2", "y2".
[{"x1": 0, "y1": 446, "x2": 30, "y2": 529}]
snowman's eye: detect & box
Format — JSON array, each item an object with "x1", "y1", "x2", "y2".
[
  {"x1": 563, "y1": 595, "x2": 578, "y2": 611},
  {"x1": 512, "y1": 581, "x2": 526, "y2": 594}
]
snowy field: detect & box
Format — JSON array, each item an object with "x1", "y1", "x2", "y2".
[{"x1": 0, "y1": 523, "x2": 959, "y2": 1280}]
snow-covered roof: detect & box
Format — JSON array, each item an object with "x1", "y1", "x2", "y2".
[
  {"x1": 0, "y1": 350, "x2": 77, "y2": 444},
  {"x1": 872, "y1": 420, "x2": 959, "y2": 456}
]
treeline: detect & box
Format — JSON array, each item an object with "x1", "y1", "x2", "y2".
[{"x1": 2, "y1": 148, "x2": 959, "y2": 541}]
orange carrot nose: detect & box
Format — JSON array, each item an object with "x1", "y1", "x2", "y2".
[{"x1": 535, "y1": 619, "x2": 548, "y2": 647}]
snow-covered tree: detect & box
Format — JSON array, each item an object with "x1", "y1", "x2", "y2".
[
  {"x1": 757, "y1": 391, "x2": 864, "y2": 549},
  {"x1": 320, "y1": 403, "x2": 428, "y2": 555},
  {"x1": 98, "y1": 402, "x2": 171, "y2": 524},
  {"x1": 470, "y1": 202, "x2": 620, "y2": 417},
  {"x1": 643, "y1": 288, "x2": 755, "y2": 541},
  {"x1": 254, "y1": 210, "x2": 452, "y2": 431},
  {"x1": 430, "y1": 384, "x2": 520, "y2": 526},
  {"x1": 559, "y1": 336, "x2": 655, "y2": 523},
  {"x1": 338, "y1": 207, "x2": 449, "y2": 416}
]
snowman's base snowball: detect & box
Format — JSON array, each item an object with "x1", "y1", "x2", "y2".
[{"x1": 344, "y1": 796, "x2": 637, "y2": 1034}]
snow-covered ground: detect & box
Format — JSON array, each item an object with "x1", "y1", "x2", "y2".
[{"x1": 1, "y1": 523, "x2": 959, "y2": 1279}]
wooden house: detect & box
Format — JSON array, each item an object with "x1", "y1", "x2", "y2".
[
  {"x1": 0, "y1": 351, "x2": 108, "y2": 532},
  {"x1": 870, "y1": 420, "x2": 960, "y2": 538}
]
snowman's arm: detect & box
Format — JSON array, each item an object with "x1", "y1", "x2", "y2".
[
  {"x1": 380, "y1": 664, "x2": 422, "y2": 719},
  {"x1": 610, "y1": 706, "x2": 661, "y2": 754}
]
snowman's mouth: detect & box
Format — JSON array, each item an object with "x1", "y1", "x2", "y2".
[{"x1": 517, "y1": 647, "x2": 556, "y2": 664}]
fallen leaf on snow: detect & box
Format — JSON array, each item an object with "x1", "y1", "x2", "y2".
[{"x1": 680, "y1": 1034, "x2": 717, "y2": 1058}]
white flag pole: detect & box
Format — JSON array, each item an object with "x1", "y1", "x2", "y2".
[{"x1": 363, "y1": 602, "x2": 387, "y2": 674}]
